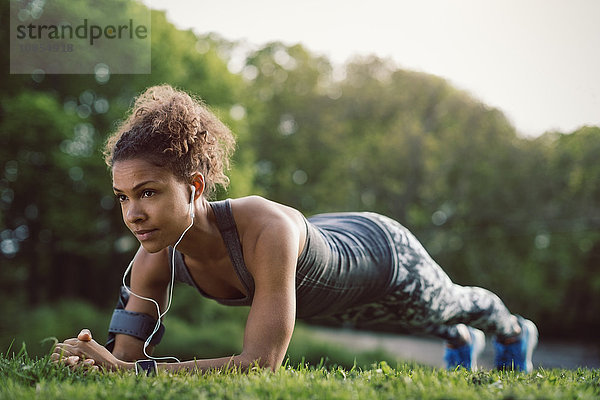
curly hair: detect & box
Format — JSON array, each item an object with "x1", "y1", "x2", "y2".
[{"x1": 103, "y1": 85, "x2": 236, "y2": 197}]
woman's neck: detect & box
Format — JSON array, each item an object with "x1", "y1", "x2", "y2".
[{"x1": 174, "y1": 198, "x2": 226, "y2": 263}]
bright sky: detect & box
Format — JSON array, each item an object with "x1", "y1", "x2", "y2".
[{"x1": 144, "y1": 0, "x2": 600, "y2": 137}]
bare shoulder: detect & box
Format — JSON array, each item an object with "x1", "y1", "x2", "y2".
[
  {"x1": 131, "y1": 245, "x2": 171, "y2": 288},
  {"x1": 229, "y1": 195, "x2": 305, "y2": 229},
  {"x1": 228, "y1": 196, "x2": 307, "y2": 266},
  {"x1": 126, "y1": 246, "x2": 170, "y2": 320}
]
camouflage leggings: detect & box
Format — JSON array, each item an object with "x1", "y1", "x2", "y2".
[{"x1": 307, "y1": 214, "x2": 519, "y2": 343}]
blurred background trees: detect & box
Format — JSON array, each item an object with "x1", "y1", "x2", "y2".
[{"x1": 1, "y1": 0, "x2": 599, "y2": 358}]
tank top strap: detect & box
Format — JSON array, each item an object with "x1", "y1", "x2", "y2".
[{"x1": 209, "y1": 199, "x2": 255, "y2": 300}]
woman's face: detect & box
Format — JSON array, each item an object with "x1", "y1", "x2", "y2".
[{"x1": 112, "y1": 158, "x2": 192, "y2": 253}]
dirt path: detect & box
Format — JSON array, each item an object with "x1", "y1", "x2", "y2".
[{"x1": 311, "y1": 326, "x2": 600, "y2": 370}]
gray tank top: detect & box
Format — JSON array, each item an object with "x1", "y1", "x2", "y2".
[{"x1": 171, "y1": 199, "x2": 398, "y2": 319}]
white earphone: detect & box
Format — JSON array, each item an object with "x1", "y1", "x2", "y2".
[
  {"x1": 189, "y1": 185, "x2": 195, "y2": 220},
  {"x1": 121, "y1": 183, "x2": 198, "y2": 363}
]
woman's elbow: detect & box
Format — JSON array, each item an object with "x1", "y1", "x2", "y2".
[
  {"x1": 112, "y1": 334, "x2": 151, "y2": 361},
  {"x1": 240, "y1": 351, "x2": 283, "y2": 372}
]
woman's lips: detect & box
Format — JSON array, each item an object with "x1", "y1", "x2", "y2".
[{"x1": 134, "y1": 229, "x2": 157, "y2": 241}]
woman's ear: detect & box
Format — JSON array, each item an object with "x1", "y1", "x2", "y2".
[{"x1": 191, "y1": 173, "x2": 205, "y2": 199}]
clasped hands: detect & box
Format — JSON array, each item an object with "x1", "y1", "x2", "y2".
[{"x1": 52, "y1": 329, "x2": 121, "y2": 372}]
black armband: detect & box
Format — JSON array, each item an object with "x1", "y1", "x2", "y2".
[{"x1": 104, "y1": 286, "x2": 165, "y2": 351}]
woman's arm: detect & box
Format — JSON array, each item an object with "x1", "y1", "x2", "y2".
[
  {"x1": 111, "y1": 245, "x2": 171, "y2": 361},
  {"x1": 237, "y1": 211, "x2": 298, "y2": 370},
  {"x1": 52, "y1": 245, "x2": 172, "y2": 368}
]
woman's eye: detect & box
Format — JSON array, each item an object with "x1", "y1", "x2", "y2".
[
  {"x1": 116, "y1": 194, "x2": 127, "y2": 202},
  {"x1": 142, "y1": 190, "x2": 155, "y2": 198}
]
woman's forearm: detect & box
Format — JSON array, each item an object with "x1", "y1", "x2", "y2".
[
  {"x1": 161, "y1": 354, "x2": 253, "y2": 373},
  {"x1": 116, "y1": 353, "x2": 264, "y2": 373}
]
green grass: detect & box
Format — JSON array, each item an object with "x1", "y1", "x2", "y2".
[{"x1": 2, "y1": 350, "x2": 599, "y2": 400}]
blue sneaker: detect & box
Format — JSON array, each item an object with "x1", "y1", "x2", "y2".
[
  {"x1": 494, "y1": 317, "x2": 538, "y2": 372},
  {"x1": 444, "y1": 326, "x2": 485, "y2": 371}
]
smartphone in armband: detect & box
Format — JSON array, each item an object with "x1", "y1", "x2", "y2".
[{"x1": 135, "y1": 359, "x2": 157, "y2": 376}]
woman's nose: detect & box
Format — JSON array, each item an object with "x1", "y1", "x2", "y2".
[{"x1": 125, "y1": 201, "x2": 146, "y2": 223}]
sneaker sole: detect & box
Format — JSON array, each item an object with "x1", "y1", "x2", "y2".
[{"x1": 522, "y1": 319, "x2": 538, "y2": 373}]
